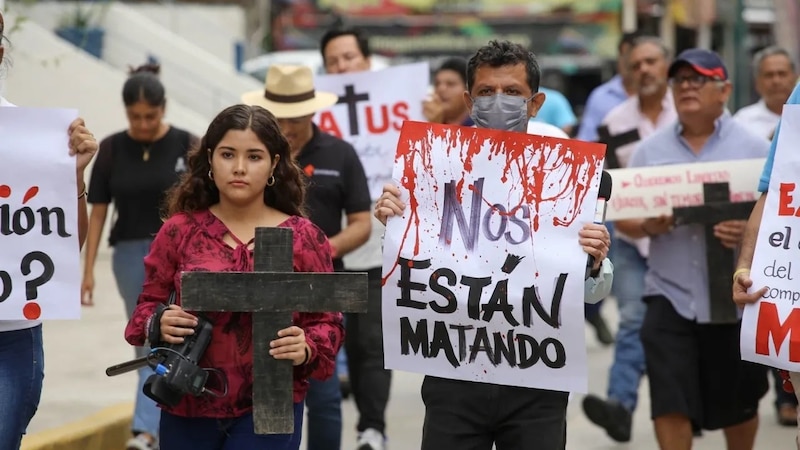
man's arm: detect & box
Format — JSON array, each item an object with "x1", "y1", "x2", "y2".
[
  {"x1": 328, "y1": 211, "x2": 371, "y2": 259},
  {"x1": 733, "y1": 193, "x2": 769, "y2": 305},
  {"x1": 737, "y1": 193, "x2": 766, "y2": 270}
]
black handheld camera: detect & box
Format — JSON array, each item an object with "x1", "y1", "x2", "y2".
[
  {"x1": 106, "y1": 295, "x2": 221, "y2": 407},
  {"x1": 142, "y1": 312, "x2": 214, "y2": 406}
]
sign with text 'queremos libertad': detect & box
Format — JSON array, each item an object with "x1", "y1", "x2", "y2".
[{"x1": 606, "y1": 159, "x2": 764, "y2": 221}]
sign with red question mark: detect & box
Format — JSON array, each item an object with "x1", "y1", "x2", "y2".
[{"x1": 0, "y1": 107, "x2": 81, "y2": 320}]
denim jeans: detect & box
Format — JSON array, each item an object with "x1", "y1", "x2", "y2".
[
  {"x1": 606, "y1": 238, "x2": 648, "y2": 412},
  {"x1": 0, "y1": 325, "x2": 44, "y2": 450},
  {"x1": 159, "y1": 404, "x2": 303, "y2": 450},
  {"x1": 112, "y1": 238, "x2": 160, "y2": 437},
  {"x1": 304, "y1": 374, "x2": 342, "y2": 450}
]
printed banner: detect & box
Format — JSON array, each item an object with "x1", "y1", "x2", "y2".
[
  {"x1": 0, "y1": 107, "x2": 81, "y2": 320},
  {"x1": 606, "y1": 159, "x2": 765, "y2": 220},
  {"x1": 381, "y1": 121, "x2": 606, "y2": 393},
  {"x1": 742, "y1": 105, "x2": 800, "y2": 370},
  {"x1": 313, "y1": 63, "x2": 430, "y2": 200}
]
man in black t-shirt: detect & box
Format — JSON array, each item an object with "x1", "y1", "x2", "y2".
[{"x1": 242, "y1": 64, "x2": 372, "y2": 450}]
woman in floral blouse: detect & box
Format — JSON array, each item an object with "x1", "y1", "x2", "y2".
[{"x1": 124, "y1": 104, "x2": 343, "y2": 450}]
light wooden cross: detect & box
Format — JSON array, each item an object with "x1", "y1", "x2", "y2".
[{"x1": 181, "y1": 227, "x2": 368, "y2": 434}]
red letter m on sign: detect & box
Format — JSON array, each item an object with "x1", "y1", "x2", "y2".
[{"x1": 756, "y1": 302, "x2": 800, "y2": 362}]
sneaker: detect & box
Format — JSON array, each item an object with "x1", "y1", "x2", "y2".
[
  {"x1": 582, "y1": 395, "x2": 632, "y2": 442},
  {"x1": 356, "y1": 428, "x2": 385, "y2": 450},
  {"x1": 126, "y1": 433, "x2": 158, "y2": 450}
]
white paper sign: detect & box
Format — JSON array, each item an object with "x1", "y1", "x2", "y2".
[
  {"x1": 0, "y1": 107, "x2": 81, "y2": 320},
  {"x1": 741, "y1": 105, "x2": 800, "y2": 370},
  {"x1": 313, "y1": 62, "x2": 430, "y2": 200},
  {"x1": 606, "y1": 159, "x2": 764, "y2": 220},
  {"x1": 381, "y1": 121, "x2": 606, "y2": 393}
]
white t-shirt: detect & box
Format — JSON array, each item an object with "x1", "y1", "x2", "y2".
[
  {"x1": 602, "y1": 91, "x2": 678, "y2": 258},
  {"x1": 0, "y1": 97, "x2": 42, "y2": 332},
  {"x1": 526, "y1": 120, "x2": 570, "y2": 138},
  {"x1": 733, "y1": 100, "x2": 780, "y2": 140}
]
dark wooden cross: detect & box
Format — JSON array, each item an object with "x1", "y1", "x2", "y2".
[
  {"x1": 672, "y1": 182, "x2": 756, "y2": 324},
  {"x1": 180, "y1": 227, "x2": 368, "y2": 434},
  {"x1": 596, "y1": 124, "x2": 641, "y2": 169}
]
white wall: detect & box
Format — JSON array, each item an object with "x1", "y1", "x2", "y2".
[
  {"x1": 133, "y1": 3, "x2": 246, "y2": 67},
  {"x1": 9, "y1": 1, "x2": 262, "y2": 121},
  {"x1": 2, "y1": 12, "x2": 209, "y2": 255}
]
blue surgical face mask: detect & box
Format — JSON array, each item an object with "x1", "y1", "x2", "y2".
[{"x1": 469, "y1": 93, "x2": 533, "y2": 132}]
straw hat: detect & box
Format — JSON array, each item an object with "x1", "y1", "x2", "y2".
[{"x1": 241, "y1": 64, "x2": 338, "y2": 119}]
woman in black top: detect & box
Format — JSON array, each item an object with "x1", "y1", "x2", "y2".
[{"x1": 80, "y1": 64, "x2": 198, "y2": 450}]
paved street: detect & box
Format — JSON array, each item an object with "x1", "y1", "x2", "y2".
[{"x1": 25, "y1": 252, "x2": 798, "y2": 449}]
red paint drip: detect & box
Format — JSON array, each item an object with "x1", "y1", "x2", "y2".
[
  {"x1": 22, "y1": 186, "x2": 39, "y2": 204},
  {"x1": 0, "y1": 185, "x2": 10, "y2": 198}
]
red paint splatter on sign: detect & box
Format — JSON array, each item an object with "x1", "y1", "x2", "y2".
[{"x1": 22, "y1": 186, "x2": 39, "y2": 204}]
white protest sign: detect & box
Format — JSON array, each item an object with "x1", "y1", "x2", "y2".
[
  {"x1": 382, "y1": 121, "x2": 606, "y2": 393},
  {"x1": 0, "y1": 107, "x2": 81, "y2": 320},
  {"x1": 313, "y1": 62, "x2": 430, "y2": 200},
  {"x1": 741, "y1": 105, "x2": 800, "y2": 370},
  {"x1": 606, "y1": 159, "x2": 764, "y2": 220}
]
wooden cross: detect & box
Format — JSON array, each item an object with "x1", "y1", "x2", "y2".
[
  {"x1": 180, "y1": 227, "x2": 368, "y2": 434},
  {"x1": 672, "y1": 182, "x2": 756, "y2": 324},
  {"x1": 596, "y1": 124, "x2": 641, "y2": 169}
]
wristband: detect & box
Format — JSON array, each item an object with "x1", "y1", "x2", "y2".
[
  {"x1": 733, "y1": 268, "x2": 751, "y2": 284},
  {"x1": 147, "y1": 303, "x2": 169, "y2": 347},
  {"x1": 301, "y1": 346, "x2": 310, "y2": 365}
]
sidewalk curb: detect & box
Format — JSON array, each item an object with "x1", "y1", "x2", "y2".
[{"x1": 21, "y1": 403, "x2": 133, "y2": 450}]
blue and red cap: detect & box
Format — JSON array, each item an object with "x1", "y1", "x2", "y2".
[{"x1": 668, "y1": 48, "x2": 728, "y2": 80}]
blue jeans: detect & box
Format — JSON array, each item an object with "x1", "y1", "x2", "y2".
[
  {"x1": 606, "y1": 238, "x2": 648, "y2": 412},
  {"x1": 0, "y1": 325, "x2": 44, "y2": 450},
  {"x1": 304, "y1": 374, "x2": 342, "y2": 450},
  {"x1": 112, "y1": 238, "x2": 160, "y2": 437},
  {"x1": 159, "y1": 404, "x2": 303, "y2": 450}
]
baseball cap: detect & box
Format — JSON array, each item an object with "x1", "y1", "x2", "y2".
[{"x1": 668, "y1": 48, "x2": 728, "y2": 81}]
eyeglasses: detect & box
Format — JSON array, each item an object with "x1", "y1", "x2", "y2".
[{"x1": 668, "y1": 74, "x2": 721, "y2": 89}]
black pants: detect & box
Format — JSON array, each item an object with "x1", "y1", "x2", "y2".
[
  {"x1": 420, "y1": 376, "x2": 568, "y2": 450},
  {"x1": 640, "y1": 296, "x2": 768, "y2": 430},
  {"x1": 345, "y1": 268, "x2": 392, "y2": 434}
]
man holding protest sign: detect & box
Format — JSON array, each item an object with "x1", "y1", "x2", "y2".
[
  {"x1": 734, "y1": 82, "x2": 800, "y2": 449},
  {"x1": 732, "y1": 45, "x2": 799, "y2": 428},
  {"x1": 376, "y1": 40, "x2": 613, "y2": 450},
  {"x1": 581, "y1": 35, "x2": 677, "y2": 443},
  {"x1": 0, "y1": 10, "x2": 100, "y2": 449},
  {"x1": 615, "y1": 49, "x2": 769, "y2": 450}
]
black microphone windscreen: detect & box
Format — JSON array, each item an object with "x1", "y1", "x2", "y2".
[{"x1": 599, "y1": 170, "x2": 612, "y2": 200}]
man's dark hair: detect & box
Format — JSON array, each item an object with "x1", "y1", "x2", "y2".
[
  {"x1": 319, "y1": 28, "x2": 371, "y2": 61},
  {"x1": 435, "y1": 57, "x2": 468, "y2": 84},
  {"x1": 466, "y1": 40, "x2": 540, "y2": 94},
  {"x1": 618, "y1": 31, "x2": 642, "y2": 54}
]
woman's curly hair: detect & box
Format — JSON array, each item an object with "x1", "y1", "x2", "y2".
[{"x1": 164, "y1": 104, "x2": 306, "y2": 218}]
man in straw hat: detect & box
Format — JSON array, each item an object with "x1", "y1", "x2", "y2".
[{"x1": 242, "y1": 64, "x2": 372, "y2": 450}]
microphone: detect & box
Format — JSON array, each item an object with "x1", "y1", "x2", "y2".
[{"x1": 586, "y1": 170, "x2": 613, "y2": 279}]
